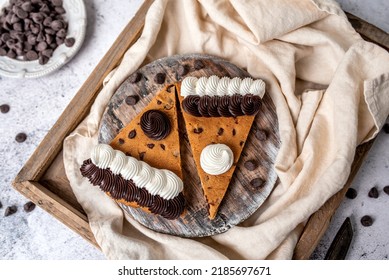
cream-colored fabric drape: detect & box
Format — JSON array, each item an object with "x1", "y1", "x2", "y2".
[{"x1": 63, "y1": 0, "x2": 389, "y2": 259}]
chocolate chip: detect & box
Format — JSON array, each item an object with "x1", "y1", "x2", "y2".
[
  {"x1": 157, "y1": 100, "x2": 162, "y2": 105},
  {"x1": 194, "y1": 60, "x2": 205, "y2": 70},
  {"x1": 4, "y1": 205, "x2": 17, "y2": 217},
  {"x1": 193, "y1": 127, "x2": 203, "y2": 134},
  {"x1": 52, "y1": 0, "x2": 64, "y2": 7},
  {"x1": 125, "y1": 95, "x2": 139, "y2": 106},
  {"x1": 39, "y1": 55, "x2": 49, "y2": 65},
  {"x1": 64, "y1": 37, "x2": 75, "y2": 47},
  {"x1": 232, "y1": 129, "x2": 236, "y2": 136},
  {"x1": 250, "y1": 178, "x2": 264, "y2": 188},
  {"x1": 23, "y1": 201, "x2": 36, "y2": 213},
  {"x1": 118, "y1": 138, "x2": 125, "y2": 145},
  {"x1": 129, "y1": 72, "x2": 142, "y2": 83},
  {"x1": 160, "y1": 144, "x2": 166, "y2": 150},
  {"x1": 0, "y1": 48, "x2": 7, "y2": 56},
  {"x1": 128, "y1": 129, "x2": 136, "y2": 139},
  {"x1": 21, "y1": 2, "x2": 33, "y2": 12},
  {"x1": 0, "y1": 104, "x2": 10, "y2": 114},
  {"x1": 244, "y1": 160, "x2": 258, "y2": 171},
  {"x1": 240, "y1": 141, "x2": 244, "y2": 146},
  {"x1": 177, "y1": 64, "x2": 189, "y2": 76},
  {"x1": 345, "y1": 188, "x2": 357, "y2": 199},
  {"x1": 139, "y1": 152, "x2": 146, "y2": 160},
  {"x1": 382, "y1": 123, "x2": 389, "y2": 134},
  {"x1": 255, "y1": 129, "x2": 267, "y2": 141},
  {"x1": 368, "y1": 187, "x2": 379, "y2": 198},
  {"x1": 217, "y1": 128, "x2": 224, "y2": 136},
  {"x1": 384, "y1": 186, "x2": 389, "y2": 195},
  {"x1": 15, "y1": 132, "x2": 27, "y2": 143},
  {"x1": 361, "y1": 215, "x2": 373, "y2": 227},
  {"x1": 154, "y1": 73, "x2": 166, "y2": 84},
  {"x1": 26, "y1": 50, "x2": 38, "y2": 60},
  {"x1": 36, "y1": 41, "x2": 48, "y2": 51},
  {"x1": 147, "y1": 143, "x2": 155, "y2": 149}
]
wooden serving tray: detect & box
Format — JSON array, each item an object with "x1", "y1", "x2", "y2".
[
  {"x1": 12, "y1": 0, "x2": 389, "y2": 259},
  {"x1": 98, "y1": 54, "x2": 279, "y2": 237}
]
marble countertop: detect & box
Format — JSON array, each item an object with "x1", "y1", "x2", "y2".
[{"x1": 1, "y1": 0, "x2": 388, "y2": 260}]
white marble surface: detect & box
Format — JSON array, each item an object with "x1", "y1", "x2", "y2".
[{"x1": 0, "y1": 0, "x2": 388, "y2": 260}]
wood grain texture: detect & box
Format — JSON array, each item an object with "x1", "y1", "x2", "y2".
[{"x1": 98, "y1": 54, "x2": 280, "y2": 237}]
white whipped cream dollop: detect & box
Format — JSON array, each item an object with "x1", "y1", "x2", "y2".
[
  {"x1": 90, "y1": 144, "x2": 183, "y2": 199},
  {"x1": 200, "y1": 144, "x2": 234, "y2": 175},
  {"x1": 181, "y1": 75, "x2": 266, "y2": 98}
]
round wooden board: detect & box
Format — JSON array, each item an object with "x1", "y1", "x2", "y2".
[{"x1": 98, "y1": 54, "x2": 280, "y2": 237}]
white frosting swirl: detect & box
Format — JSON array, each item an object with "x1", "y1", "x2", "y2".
[
  {"x1": 89, "y1": 144, "x2": 183, "y2": 198},
  {"x1": 196, "y1": 77, "x2": 208, "y2": 96},
  {"x1": 227, "y1": 77, "x2": 242, "y2": 95},
  {"x1": 249, "y1": 79, "x2": 266, "y2": 98},
  {"x1": 181, "y1": 77, "x2": 198, "y2": 96},
  {"x1": 109, "y1": 150, "x2": 128, "y2": 175},
  {"x1": 91, "y1": 144, "x2": 115, "y2": 169},
  {"x1": 133, "y1": 161, "x2": 155, "y2": 189},
  {"x1": 240, "y1": 77, "x2": 253, "y2": 94},
  {"x1": 181, "y1": 76, "x2": 266, "y2": 98},
  {"x1": 216, "y1": 77, "x2": 230, "y2": 96},
  {"x1": 205, "y1": 75, "x2": 220, "y2": 96},
  {"x1": 200, "y1": 144, "x2": 234, "y2": 175}
]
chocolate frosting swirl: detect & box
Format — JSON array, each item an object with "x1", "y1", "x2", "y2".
[
  {"x1": 137, "y1": 187, "x2": 154, "y2": 208},
  {"x1": 218, "y1": 95, "x2": 232, "y2": 117},
  {"x1": 208, "y1": 96, "x2": 221, "y2": 117},
  {"x1": 124, "y1": 180, "x2": 138, "y2": 202},
  {"x1": 80, "y1": 159, "x2": 185, "y2": 219},
  {"x1": 182, "y1": 95, "x2": 201, "y2": 117},
  {"x1": 241, "y1": 94, "x2": 261, "y2": 115},
  {"x1": 228, "y1": 94, "x2": 243, "y2": 117},
  {"x1": 140, "y1": 110, "x2": 171, "y2": 140},
  {"x1": 198, "y1": 95, "x2": 211, "y2": 117}
]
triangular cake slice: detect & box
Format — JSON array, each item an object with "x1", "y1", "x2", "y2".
[
  {"x1": 110, "y1": 85, "x2": 182, "y2": 179},
  {"x1": 177, "y1": 76, "x2": 265, "y2": 219}
]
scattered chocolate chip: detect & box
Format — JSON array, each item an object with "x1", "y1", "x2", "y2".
[
  {"x1": 384, "y1": 186, "x2": 389, "y2": 195},
  {"x1": 345, "y1": 188, "x2": 357, "y2": 199},
  {"x1": 128, "y1": 129, "x2": 136, "y2": 139},
  {"x1": 147, "y1": 143, "x2": 155, "y2": 149},
  {"x1": 64, "y1": 37, "x2": 75, "y2": 47},
  {"x1": 217, "y1": 128, "x2": 224, "y2": 136},
  {"x1": 194, "y1": 127, "x2": 203, "y2": 134},
  {"x1": 166, "y1": 84, "x2": 175, "y2": 93},
  {"x1": 250, "y1": 178, "x2": 264, "y2": 188},
  {"x1": 125, "y1": 95, "x2": 139, "y2": 106},
  {"x1": 118, "y1": 138, "x2": 125, "y2": 145},
  {"x1": 244, "y1": 160, "x2": 258, "y2": 171},
  {"x1": 157, "y1": 100, "x2": 162, "y2": 105},
  {"x1": 15, "y1": 132, "x2": 27, "y2": 143},
  {"x1": 0, "y1": 104, "x2": 10, "y2": 114},
  {"x1": 125, "y1": 152, "x2": 131, "y2": 156},
  {"x1": 360, "y1": 215, "x2": 373, "y2": 227},
  {"x1": 4, "y1": 205, "x2": 17, "y2": 217},
  {"x1": 129, "y1": 72, "x2": 142, "y2": 83},
  {"x1": 177, "y1": 64, "x2": 189, "y2": 76},
  {"x1": 240, "y1": 141, "x2": 244, "y2": 146},
  {"x1": 194, "y1": 59, "x2": 205, "y2": 70},
  {"x1": 23, "y1": 201, "x2": 36, "y2": 213},
  {"x1": 160, "y1": 144, "x2": 166, "y2": 150},
  {"x1": 232, "y1": 129, "x2": 236, "y2": 136},
  {"x1": 368, "y1": 187, "x2": 379, "y2": 198},
  {"x1": 139, "y1": 152, "x2": 146, "y2": 160},
  {"x1": 154, "y1": 72, "x2": 166, "y2": 84},
  {"x1": 255, "y1": 129, "x2": 267, "y2": 141},
  {"x1": 382, "y1": 123, "x2": 389, "y2": 134}
]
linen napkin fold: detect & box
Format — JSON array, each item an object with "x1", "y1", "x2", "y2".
[{"x1": 63, "y1": 0, "x2": 389, "y2": 259}]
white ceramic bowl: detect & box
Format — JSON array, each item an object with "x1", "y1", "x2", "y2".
[{"x1": 0, "y1": 0, "x2": 86, "y2": 78}]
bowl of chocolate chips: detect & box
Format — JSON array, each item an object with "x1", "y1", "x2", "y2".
[{"x1": 0, "y1": 0, "x2": 86, "y2": 78}]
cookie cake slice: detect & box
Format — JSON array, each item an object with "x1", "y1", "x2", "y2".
[{"x1": 177, "y1": 75, "x2": 266, "y2": 219}]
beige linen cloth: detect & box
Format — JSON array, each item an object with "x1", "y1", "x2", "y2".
[{"x1": 63, "y1": 0, "x2": 389, "y2": 259}]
